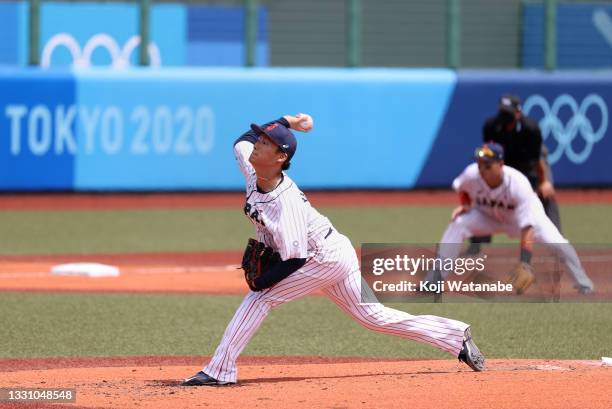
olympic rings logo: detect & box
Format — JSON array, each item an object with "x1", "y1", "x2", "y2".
[
  {"x1": 41, "y1": 33, "x2": 162, "y2": 69},
  {"x1": 523, "y1": 94, "x2": 608, "y2": 164}
]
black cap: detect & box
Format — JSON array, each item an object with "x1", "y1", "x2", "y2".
[
  {"x1": 250, "y1": 122, "x2": 297, "y2": 160},
  {"x1": 498, "y1": 95, "x2": 522, "y2": 114}
]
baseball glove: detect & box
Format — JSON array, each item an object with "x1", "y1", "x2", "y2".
[
  {"x1": 241, "y1": 238, "x2": 281, "y2": 292},
  {"x1": 506, "y1": 262, "x2": 535, "y2": 294}
]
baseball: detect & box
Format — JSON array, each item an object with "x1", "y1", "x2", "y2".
[{"x1": 296, "y1": 113, "x2": 313, "y2": 132}]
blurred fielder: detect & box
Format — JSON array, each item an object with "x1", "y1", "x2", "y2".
[
  {"x1": 468, "y1": 95, "x2": 562, "y2": 255},
  {"x1": 433, "y1": 142, "x2": 594, "y2": 295},
  {"x1": 182, "y1": 114, "x2": 485, "y2": 386}
]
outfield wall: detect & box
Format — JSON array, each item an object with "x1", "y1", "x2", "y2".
[{"x1": 0, "y1": 68, "x2": 610, "y2": 191}]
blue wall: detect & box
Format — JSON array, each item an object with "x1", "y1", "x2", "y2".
[
  {"x1": 0, "y1": 68, "x2": 610, "y2": 191},
  {"x1": 416, "y1": 71, "x2": 612, "y2": 187}
]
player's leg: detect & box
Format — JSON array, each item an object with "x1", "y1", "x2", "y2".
[
  {"x1": 466, "y1": 235, "x2": 492, "y2": 256},
  {"x1": 533, "y1": 217, "x2": 594, "y2": 292},
  {"x1": 540, "y1": 196, "x2": 562, "y2": 232},
  {"x1": 436, "y1": 210, "x2": 500, "y2": 279},
  {"x1": 322, "y1": 240, "x2": 469, "y2": 357},
  {"x1": 202, "y1": 242, "x2": 352, "y2": 383},
  {"x1": 539, "y1": 146, "x2": 562, "y2": 231}
]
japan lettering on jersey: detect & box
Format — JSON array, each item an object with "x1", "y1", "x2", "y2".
[
  {"x1": 452, "y1": 163, "x2": 539, "y2": 229},
  {"x1": 234, "y1": 141, "x2": 334, "y2": 261}
]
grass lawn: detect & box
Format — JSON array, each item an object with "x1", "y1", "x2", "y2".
[
  {"x1": 1, "y1": 292, "x2": 610, "y2": 360},
  {"x1": 0, "y1": 204, "x2": 610, "y2": 255},
  {"x1": 1, "y1": 202, "x2": 610, "y2": 360}
]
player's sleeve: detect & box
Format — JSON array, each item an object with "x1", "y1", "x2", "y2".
[
  {"x1": 233, "y1": 117, "x2": 291, "y2": 178},
  {"x1": 274, "y1": 196, "x2": 309, "y2": 260},
  {"x1": 513, "y1": 173, "x2": 538, "y2": 229},
  {"x1": 233, "y1": 141, "x2": 255, "y2": 178},
  {"x1": 452, "y1": 164, "x2": 475, "y2": 192}
]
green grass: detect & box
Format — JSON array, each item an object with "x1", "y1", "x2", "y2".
[
  {"x1": 1, "y1": 292, "x2": 610, "y2": 360},
  {"x1": 1, "y1": 204, "x2": 611, "y2": 255},
  {"x1": 1, "y1": 203, "x2": 611, "y2": 361}
]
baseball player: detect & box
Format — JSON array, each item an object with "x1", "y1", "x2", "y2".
[
  {"x1": 435, "y1": 142, "x2": 594, "y2": 294},
  {"x1": 468, "y1": 95, "x2": 561, "y2": 255},
  {"x1": 182, "y1": 114, "x2": 485, "y2": 386}
]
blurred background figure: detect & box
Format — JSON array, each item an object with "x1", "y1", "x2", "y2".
[{"x1": 467, "y1": 95, "x2": 561, "y2": 256}]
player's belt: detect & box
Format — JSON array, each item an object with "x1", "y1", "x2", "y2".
[{"x1": 324, "y1": 227, "x2": 333, "y2": 239}]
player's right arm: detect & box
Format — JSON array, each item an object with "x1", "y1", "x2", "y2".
[
  {"x1": 451, "y1": 191, "x2": 471, "y2": 221},
  {"x1": 450, "y1": 164, "x2": 476, "y2": 220}
]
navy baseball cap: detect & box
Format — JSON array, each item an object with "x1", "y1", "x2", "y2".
[
  {"x1": 474, "y1": 142, "x2": 504, "y2": 162},
  {"x1": 498, "y1": 95, "x2": 521, "y2": 113},
  {"x1": 250, "y1": 122, "x2": 297, "y2": 160}
]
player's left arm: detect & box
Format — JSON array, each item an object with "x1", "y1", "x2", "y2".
[
  {"x1": 507, "y1": 225, "x2": 536, "y2": 294},
  {"x1": 253, "y1": 258, "x2": 307, "y2": 290},
  {"x1": 251, "y1": 196, "x2": 309, "y2": 291},
  {"x1": 248, "y1": 197, "x2": 309, "y2": 291},
  {"x1": 519, "y1": 225, "x2": 535, "y2": 264},
  {"x1": 514, "y1": 173, "x2": 538, "y2": 264}
]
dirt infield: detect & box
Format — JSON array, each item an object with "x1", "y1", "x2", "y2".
[
  {"x1": 0, "y1": 248, "x2": 612, "y2": 302},
  {"x1": 2, "y1": 250, "x2": 611, "y2": 298},
  {"x1": 0, "y1": 356, "x2": 610, "y2": 409},
  {"x1": 1, "y1": 189, "x2": 612, "y2": 210},
  {"x1": 0, "y1": 252, "x2": 245, "y2": 294}
]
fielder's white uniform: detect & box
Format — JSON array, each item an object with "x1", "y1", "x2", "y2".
[
  {"x1": 438, "y1": 163, "x2": 593, "y2": 290},
  {"x1": 202, "y1": 141, "x2": 470, "y2": 383}
]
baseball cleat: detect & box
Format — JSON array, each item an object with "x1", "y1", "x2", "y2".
[
  {"x1": 458, "y1": 328, "x2": 486, "y2": 372},
  {"x1": 575, "y1": 285, "x2": 594, "y2": 295},
  {"x1": 181, "y1": 371, "x2": 235, "y2": 386}
]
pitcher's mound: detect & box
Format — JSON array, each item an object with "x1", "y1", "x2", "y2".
[{"x1": 0, "y1": 356, "x2": 610, "y2": 409}]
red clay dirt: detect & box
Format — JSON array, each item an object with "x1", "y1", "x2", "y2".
[
  {"x1": 0, "y1": 252, "x2": 246, "y2": 294},
  {"x1": 2, "y1": 249, "x2": 611, "y2": 299},
  {"x1": 0, "y1": 356, "x2": 610, "y2": 409},
  {"x1": 1, "y1": 189, "x2": 611, "y2": 210}
]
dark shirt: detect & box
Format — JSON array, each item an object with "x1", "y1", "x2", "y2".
[{"x1": 482, "y1": 115, "x2": 542, "y2": 189}]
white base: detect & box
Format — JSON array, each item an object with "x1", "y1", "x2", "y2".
[{"x1": 51, "y1": 263, "x2": 120, "y2": 277}]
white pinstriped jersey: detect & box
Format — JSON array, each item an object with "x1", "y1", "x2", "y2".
[
  {"x1": 452, "y1": 163, "x2": 542, "y2": 228},
  {"x1": 200, "y1": 138, "x2": 473, "y2": 384},
  {"x1": 234, "y1": 141, "x2": 335, "y2": 261}
]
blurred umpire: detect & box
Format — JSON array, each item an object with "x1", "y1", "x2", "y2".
[{"x1": 467, "y1": 95, "x2": 561, "y2": 254}]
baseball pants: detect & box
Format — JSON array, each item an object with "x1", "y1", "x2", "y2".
[
  {"x1": 438, "y1": 210, "x2": 593, "y2": 289},
  {"x1": 203, "y1": 233, "x2": 469, "y2": 383}
]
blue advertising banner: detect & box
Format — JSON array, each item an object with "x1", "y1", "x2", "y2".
[
  {"x1": 0, "y1": 69, "x2": 76, "y2": 190},
  {"x1": 73, "y1": 68, "x2": 455, "y2": 190},
  {"x1": 1, "y1": 68, "x2": 611, "y2": 191},
  {"x1": 416, "y1": 71, "x2": 612, "y2": 187}
]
